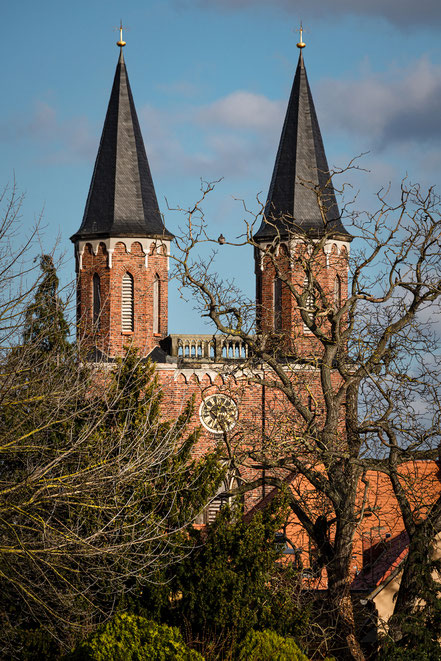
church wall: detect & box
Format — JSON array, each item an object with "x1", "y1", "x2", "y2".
[
  {"x1": 155, "y1": 362, "x2": 347, "y2": 511},
  {"x1": 78, "y1": 240, "x2": 168, "y2": 357}
]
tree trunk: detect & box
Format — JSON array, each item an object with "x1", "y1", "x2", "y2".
[
  {"x1": 321, "y1": 464, "x2": 365, "y2": 661},
  {"x1": 326, "y1": 541, "x2": 365, "y2": 661},
  {"x1": 388, "y1": 524, "x2": 438, "y2": 641}
]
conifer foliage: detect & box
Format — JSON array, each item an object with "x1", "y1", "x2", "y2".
[
  {"x1": 139, "y1": 495, "x2": 308, "y2": 659},
  {"x1": 68, "y1": 613, "x2": 204, "y2": 661},
  {"x1": 22, "y1": 254, "x2": 69, "y2": 354},
  {"x1": 237, "y1": 629, "x2": 309, "y2": 661},
  {"x1": 0, "y1": 250, "x2": 223, "y2": 657}
]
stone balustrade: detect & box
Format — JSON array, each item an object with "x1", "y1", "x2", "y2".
[{"x1": 167, "y1": 334, "x2": 249, "y2": 363}]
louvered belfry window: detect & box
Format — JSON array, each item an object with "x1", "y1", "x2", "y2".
[
  {"x1": 121, "y1": 272, "x2": 134, "y2": 332},
  {"x1": 93, "y1": 273, "x2": 101, "y2": 329}
]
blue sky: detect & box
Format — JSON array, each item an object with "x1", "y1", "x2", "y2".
[{"x1": 1, "y1": 0, "x2": 441, "y2": 332}]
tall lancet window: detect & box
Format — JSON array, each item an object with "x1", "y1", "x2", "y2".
[
  {"x1": 122, "y1": 272, "x2": 134, "y2": 332},
  {"x1": 334, "y1": 275, "x2": 341, "y2": 311},
  {"x1": 93, "y1": 273, "x2": 101, "y2": 329},
  {"x1": 303, "y1": 277, "x2": 315, "y2": 332},
  {"x1": 274, "y1": 277, "x2": 282, "y2": 330},
  {"x1": 153, "y1": 274, "x2": 160, "y2": 334}
]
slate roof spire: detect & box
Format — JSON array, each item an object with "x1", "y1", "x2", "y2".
[
  {"x1": 255, "y1": 40, "x2": 351, "y2": 241},
  {"x1": 71, "y1": 41, "x2": 173, "y2": 242}
]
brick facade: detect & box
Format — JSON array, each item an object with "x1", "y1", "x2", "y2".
[
  {"x1": 77, "y1": 239, "x2": 169, "y2": 358},
  {"x1": 256, "y1": 240, "x2": 349, "y2": 358}
]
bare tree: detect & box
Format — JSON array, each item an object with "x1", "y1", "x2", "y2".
[
  {"x1": 0, "y1": 186, "x2": 223, "y2": 657},
  {"x1": 171, "y1": 173, "x2": 441, "y2": 660}
]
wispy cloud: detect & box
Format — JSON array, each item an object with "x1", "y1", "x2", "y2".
[
  {"x1": 140, "y1": 91, "x2": 283, "y2": 179},
  {"x1": 196, "y1": 91, "x2": 283, "y2": 130},
  {"x1": 156, "y1": 80, "x2": 200, "y2": 97},
  {"x1": 317, "y1": 57, "x2": 441, "y2": 149},
  {"x1": 0, "y1": 100, "x2": 97, "y2": 165}
]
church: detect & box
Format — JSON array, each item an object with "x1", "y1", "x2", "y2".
[
  {"x1": 69, "y1": 30, "x2": 441, "y2": 632},
  {"x1": 69, "y1": 28, "x2": 350, "y2": 463}
]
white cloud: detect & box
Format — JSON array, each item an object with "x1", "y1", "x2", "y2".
[
  {"x1": 139, "y1": 91, "x2": 283, "y2": 179},
  {"x1": 28, "y1": 101, "x2": 57, "y2": 137},
  {"x1": 197, "y1": 91, "x2": 284, "y2": 130}
]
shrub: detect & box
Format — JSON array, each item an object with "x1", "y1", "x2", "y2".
[
  {"x1": 237, "y1": 629, "x2": 309, "y2": 661},
  {"x1": 261, "y1": 565, "x2": 310, "y2": 639},
  {"x1": 169, "y1": 499, "x2": 289, "y2": 641},
  {"x1": 67, "y1": 613, "x2": 204, "y2": 661}
]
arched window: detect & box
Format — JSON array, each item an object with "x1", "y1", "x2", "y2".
[
  {"x1": 195, "y1": 473, "x2": 242, "y2": 524},
  {"x1": 274, "y1": 277, "x2": 282, "y2": 330},
  {"x1": 121, "y1": 272, "x2": 134, "y2": 332},
  {"x1": 256, "y1": 272, "x2": 262, "y2": 329},
  {"x1": 153, "y1": 274, "x2": 160, "y2": 334},
  {"x1": 334, "y1": 275, "x2": 341, "y2": 310},
  {"x1": 93, "y1": 273, "x2": 101, "y2": 329}
]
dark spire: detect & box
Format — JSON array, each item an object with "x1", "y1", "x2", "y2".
[
  {"x1": 255, "y1": 50, "x2": 351, "y2": 241},
  {"x1": 71, "y1": 49, "x2": 173, "y2": 242}
]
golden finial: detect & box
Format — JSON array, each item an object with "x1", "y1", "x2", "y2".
[
  {"x1": 116, "y1": 20, "x2": 126, "y2": 47},
  {"x1": 296, "y1": 22, "x2": 306, "y2": 49}
]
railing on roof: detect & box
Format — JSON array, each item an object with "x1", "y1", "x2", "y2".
[{"x1": 167, "y1": 334, "x2": 249, "y2": 363}]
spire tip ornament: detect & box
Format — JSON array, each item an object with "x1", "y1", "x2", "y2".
[
  {"x1": 116, "y1": 20, "x2": 126, "y2": 48},
  {"x1": 296, "y1": 22, "x2": 306, "y2": 49}
]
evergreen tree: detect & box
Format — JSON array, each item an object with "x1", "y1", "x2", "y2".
[
  {"x1": 237, "y1": 629, "x2": 309, "y2": 661},
  {"x1": 138, "y1": 494, "x2": 308, "y2": 659},
  {"x1": 22, "y1": 254, "x2": 69, "y2": 354},
  {"x1": 379, "y1": 592, "x2": 441, "y2": 660},
  {"x1": 67, "y1": 613, "x2": 204, "y2": 661}
]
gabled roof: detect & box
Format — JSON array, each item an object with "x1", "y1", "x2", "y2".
[
  {"x1": 351, "y1": 529, "x2": 409, "y2": 593},
  {"x1": 71, "y1": 49, "x2": 173, "y2": 243},
  {"x1": 255, "y1": 51, "x2": 351, "y2": 242}
]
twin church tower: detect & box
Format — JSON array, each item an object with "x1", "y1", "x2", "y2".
[{"x1": 70, "y1": 34, "x2": 351, "y2": 363}]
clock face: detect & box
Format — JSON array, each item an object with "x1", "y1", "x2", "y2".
[{"x1": 199, "y1": 394, "x2": 238, "y2": 434}]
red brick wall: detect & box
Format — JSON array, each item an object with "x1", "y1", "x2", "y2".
[
  {"x1": 280, "y1": 461, "x2": 441, "y2": 586},
  {"x1": 256, "y1": 242, "x2": 349, "y2": 358},
  {"x1": 155, "y1": 363, "x2": 346, "y2": 511},
  {"x1": 77, "y1": 240, "x2": 168, "y2": 358}
]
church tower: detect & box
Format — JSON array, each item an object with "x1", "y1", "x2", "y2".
[
  {"x1": 71, "y1": 36, "x2": 173, "y2": 359},
  {"x1": 254, "y1": 36, "x2": 352, "y2": 356}
]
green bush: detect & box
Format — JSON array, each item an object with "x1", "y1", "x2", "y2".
[
  {"x1": 261, "y1": 566, "x2": 310, "y2": 639},
  {"x1": 237, "y1": 629, "x2": 309, "y2": 661},
  {"x1": 67, "y1": 613, "x2": 204, "y2": 661}
]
